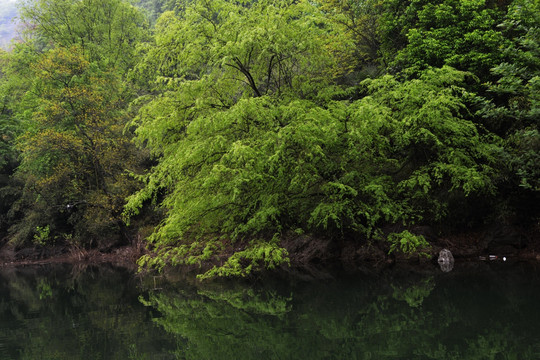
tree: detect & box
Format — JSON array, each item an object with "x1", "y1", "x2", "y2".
[
  {"x1": 2, "y1": 0, "x2": 150, "y2": 247},
  {"x1": 0, "y1": 44, "x2": 40, "y2": 241},
  {"x1": 10, "y1": 46, "x2": 141, "y2": 247},
  {"x1": 135, "y1": 0, "x2": 175, "y2": 25},
  {"x1": 480, "y1": 0, "x2": 540, "y2": 219},
  {"x1": 125, "y1": 0, "x2": 356, "y2": 276},
  {"x1": 319, "y1": 0, "x2": 383, "y2": 80},
  {"x1": 125, "y1": 0, "x2": 496, "y2": 277},
  {"x1": 379, "y1": 0, "x2": 510, "y2": 78},
  {"x1": 19, "y1": 0, "x2": 147, "y2": 70}
]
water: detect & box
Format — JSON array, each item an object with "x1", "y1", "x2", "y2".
[{"x1": 0, "y1": 261, "x2": 539, "y2": 359}]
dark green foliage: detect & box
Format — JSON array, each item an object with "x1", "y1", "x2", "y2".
[
  {"x1": 380, "y1": 0, "x2": 510, "y2": 78},
  {"x1": 0, "y1": 47, "x2": 35, "y2": 240},
  {"x1": 135, "y1": 0, "x2": 176, "y2": 24},
  {"x1": 475, "y1": 0, "x2": 540, "y2": 220},
  {"x1": 9, "y1": 46, "x2": 143, "y2": 247},
  {"x1": 479, "y1": 0, "x2": 540, "y2": 135}
]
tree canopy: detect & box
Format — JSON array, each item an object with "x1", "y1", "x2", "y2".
[{"x1": 0, "y1": 0, "x2": 537, "y2": 277}]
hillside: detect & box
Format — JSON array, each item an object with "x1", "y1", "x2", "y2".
[{"x1": 0, "y1": 0, "x2": 538, "y2": 278}]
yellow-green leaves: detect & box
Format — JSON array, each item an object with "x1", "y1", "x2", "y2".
[
  {"x1": 11, "y1": 45, "x2": 141, "y2": 246},
  {"x1": 128, "y1": 59, "x2": 498, "y2": 277}
]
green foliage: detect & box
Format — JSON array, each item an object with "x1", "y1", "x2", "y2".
[
  {"x1": 135, "y1": 0, "x2": 175, "y2": 25},
  {"x1": 392, "y1": 276, "x2": 435, "y2": 307},
  {"x1": 0, "y1": 0, "x2": 537, "y2": 275},
  {"x1": 200, "y1": 239, "x2": 290, "y2": 279},
  {"x1": 0, "y1": 45, "x2": 37, "y2": 169},
  {"x1": 33, "y1": 225, "x2": 50, "y2": 246},
  {"x1": 505, "y1": 129, "x2": 540, "y2": 191},
  {"x1": 19, "y1": 0, "x2": 147, "y2": 70},
  {"x1": 128, "y1": 5, "x2": 496, "y2": 279},
  {"x1": 318, "y1": 0, "x2": 383, "y2": 76},
  {"x1": 8, "y1": 44, "x2": 143, "y2": 246},
  {"x1": 388, "y1": 230, "x2": 431, "y2": 258},
  {"x1": 126, "y1": 0, "x2": 358, "y2": 276},
  {"x1": 362, "y1": 67, "x2": 499, "y2": 220},
  {"x1": 479, "y1": 0, "x2": 540, "y2": 134},
  {"x1": 380, "y1": 0, "x2": 509, "y2": 78},
  {"x1": 475, "y1": 0, "x2": 540, "y2": 217},
  {"x1": 0, "y1": 45, "x2": 39, "y2": 238}
]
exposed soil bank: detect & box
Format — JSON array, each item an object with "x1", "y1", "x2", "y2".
[
  {"x1": 1, "y1": 223, "x2": 538, "y2": 277},
  {"x1": 0, "y1": 242, "x2": 144, "y2": 270}
]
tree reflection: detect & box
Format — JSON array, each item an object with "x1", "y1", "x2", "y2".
[
  {"x1": 0, "y1": 265, "x2": 175, "y2": 360},
  {"x1": 144, "y1": 267, "x2": 540, "y2": 360},
  {"x1": 0, "y1": 264, "x2": 539, "y2": 359}
]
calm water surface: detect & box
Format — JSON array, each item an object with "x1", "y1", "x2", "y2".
[{"x1": 0, "y1": 261, "x2": 539, "y2": 359}]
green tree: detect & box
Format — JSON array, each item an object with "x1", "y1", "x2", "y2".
[
  {"x1": 319, "y1": 0, "x2": 383, "y2": 80},
  {"x1": 0, "y1": 44, "x2": 40, "y2": 240},
  {"x1": 379, "y1": 0, "x2": 510, "y2": 78},
  {"x1": 126, "y1": 0, "x2": 496, "y2": 277},
  {"x1": 125, "y1": 0, "x2": 355, "y2": 276},
  {"x1": 2, "y1": 0, "x2": 150, "y2": 247},
  {"x1": 10, "y1": 46, "x2": 141, "y2": 246},
  {"x1": 481, "y1": 0, "x2": 540, "y2": 218},
  {"x1": 19, "y1": 0, "x2": 147, "y2": 70},
  {"x1": 377, "y1": 0, "x2": 539, "y2": 225},
  {"x1": 135, "y1": 0, "x2": 175, "y2": 25}
]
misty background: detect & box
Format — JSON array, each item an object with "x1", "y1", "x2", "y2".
[{"x1": 0, "y1": 0, "x2": 19, "y2": 49}]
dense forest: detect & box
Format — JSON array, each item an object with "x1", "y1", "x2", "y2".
[{"x1": 0, "y1": 0, "x2": 538, "y2": 278}]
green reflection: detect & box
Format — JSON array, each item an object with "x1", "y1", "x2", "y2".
[
  {"x1": 1, "y1": 264, "x2": 540, "y2": 359},
  {"x1": 0, "y1": 265, "x2": 175, "y2": 360},
  {"x1": 144, "y1": 266, "x2": 540, "y2": 360},
  {"x1": 392, "y1": 276, "x2": 435, "y2": 308}
]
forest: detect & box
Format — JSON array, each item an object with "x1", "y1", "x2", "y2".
[{"x1": 0, "y1": 0, "x2": 538, "y2": 278}]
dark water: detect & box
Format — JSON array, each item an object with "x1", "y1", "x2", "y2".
[{"x1": 0, "y1": 262, "x2": 540, "y2": 360}]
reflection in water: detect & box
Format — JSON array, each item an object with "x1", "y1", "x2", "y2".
[
  {"x1": 392, "y1": 276, "x2": 435, "y2": 307},
  {"x1": 439, "y1": 260, "x2": 454, "y2": 272},
  {"x1": 0, "y1": 264, "x2": 176, "y2": 360},
  {"x1": 0, "y1": 263, "x2": 540, "y2": 359},
  {"x1": 145, "y1": 264, "x2": 540, "y2": 360}
]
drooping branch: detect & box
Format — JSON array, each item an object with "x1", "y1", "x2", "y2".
[{"x1": 226, "y1": 57, "x2": 262, "y2": 97}]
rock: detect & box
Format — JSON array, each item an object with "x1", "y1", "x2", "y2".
[
  {"x1": 438, "y1": 248, "x2": 454, "y2": 263},
  {"x1": 438, "y1": 249, "x2": 454, "y2": 272}
]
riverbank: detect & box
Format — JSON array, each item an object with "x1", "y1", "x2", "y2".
[
  {"x1": 1, "y1": 223, "x2": 538, "y2": 276},
  {"x1": 0, "y1": 241, "x2": 145, "y2": 270}
]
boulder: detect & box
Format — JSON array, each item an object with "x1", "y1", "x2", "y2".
[{"x1": 438, "y1": 248, "x2": 454, "y2": 272}]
